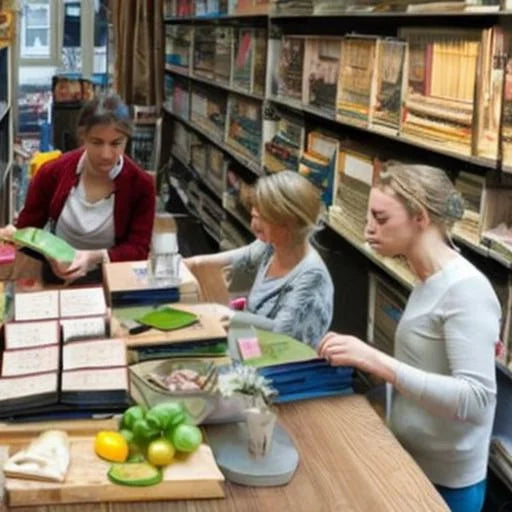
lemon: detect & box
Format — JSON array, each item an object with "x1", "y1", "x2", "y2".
[
  {"x1": 147, "y1": 437, "x2": 175, "y2": 467},
  {"x1": 94, "y1": 431, "x2": 129, "y2": 462}
]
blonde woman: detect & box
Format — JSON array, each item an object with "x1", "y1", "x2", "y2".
[
  {"x1": 185, "y1": 170, "x2": 334, "y2": 348},
  {"x1": 319, "y1": 163, "x2": 500, "y2": 512}
]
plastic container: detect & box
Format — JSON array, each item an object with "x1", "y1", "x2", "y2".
[{"x1": 129, "y1": 358, "x2": 217, "y2": 425}]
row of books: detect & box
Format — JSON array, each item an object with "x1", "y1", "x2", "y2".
[
  {"x1": 164, "y1": 0, "x2": 506, "y2": 17},
  {"x1": 171, "y1": 119, "x2": 227, "y2": 197},
  {"x1": 275, "y1": 0, "x2": 505, "y2": 14},
  {"x1": 169, "y1": 118, "x2": 257, "y2": 245},
  {"x1": 165, "y1": 77, "x2": 264, "y2": 164},
  {"x1": 326, "y1": 131, "x2": 512, "y2": 274},
  {"x1": 166, "y1": 25, "x2": 267, "y2": 98},
  {"x1": 0, "y1": 286, "x2": 130, "y2": 420},
  {"x1": 164, "y1": 0, "x2": 271, "y2": 17},
  {"x1": 166, "y1": 72, "x2": 512, "y2": 275},
  {"x1": 270, "y1": 28, "x2": 507, "y2": 163}
]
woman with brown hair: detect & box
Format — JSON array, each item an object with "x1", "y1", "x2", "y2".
[{"x1": 0, "y1": 93, "x2": 155, "y2": 282}]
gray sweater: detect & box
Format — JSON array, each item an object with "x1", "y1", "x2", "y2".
[
  {"x1": 391, "y1": 255, "x2": 500, "y2": 487},
  {"x1": 228, "y1": 240, "x2": 334, "y2": 348}
]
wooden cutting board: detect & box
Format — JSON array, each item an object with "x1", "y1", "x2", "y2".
[{"x1": 3, "y1": 438, "x2": 225, "y2": 507}]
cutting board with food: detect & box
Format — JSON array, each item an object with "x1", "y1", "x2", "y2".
[{"x1": 1, "y1": 406, "x2": 225, "y2": 507}]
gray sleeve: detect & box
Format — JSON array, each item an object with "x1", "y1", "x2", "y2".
[
  {"x1": 395, "y1": 276, "x2": 500, "y2": 425},
  {"x1": 233, "y1": 267, "x2": 334, "y2": 348},
  {"x1": 227, "y1": 240, "x2": 268, "y2": 294}
]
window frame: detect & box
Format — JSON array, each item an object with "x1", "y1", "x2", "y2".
[
  {"x1": 19, "y1": 0, "x2": 96, "y2": 78},
  {"x1": 19, "y1": 0, "x2": 60, "y2": 65}
]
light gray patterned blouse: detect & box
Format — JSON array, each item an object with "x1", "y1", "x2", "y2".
[{"x1": 228, "y1": 240, "x2": 334, "y2": 348}]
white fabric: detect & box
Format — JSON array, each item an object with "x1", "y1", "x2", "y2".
[
  {"x1": 55, "y1": 178, "x2": 115, "y2": 250},
  {"x1": 391, "y1": 254, "x2": 500, "y2": 487}
]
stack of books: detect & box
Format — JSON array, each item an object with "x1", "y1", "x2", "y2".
[
  {"x1": 230, "y1": 325, "x2": 354, "y2": 402},
  {"x1": 112, "y1": 303, "x2": 229, "y2": 363},
  {"x1": 103, "y1": 260, "x2": 200, "y2": 307},
  {"x1": 329, "y1": 146, "x2": 376, "y2": 245},
  {"x1": 0, "y1": 286, "x2": 130, "y2": 420}
]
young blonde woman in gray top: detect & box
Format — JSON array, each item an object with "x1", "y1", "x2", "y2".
[
  {"x1": 185, "y1": 171, "x2": 334, "y2": 348},
  {"x1": 319, "y1": 163, "x2": 500, "y2": 512}
]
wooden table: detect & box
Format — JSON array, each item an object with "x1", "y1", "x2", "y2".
[{"x1": 0, "y1": 394, "x2": 448, "y2": 512}]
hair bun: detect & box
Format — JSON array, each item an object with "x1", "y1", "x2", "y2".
[{"x1": 444, "y1": 191, "x2": 464, "y2": 220}]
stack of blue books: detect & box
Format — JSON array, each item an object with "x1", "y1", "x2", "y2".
[{"x1": 229, "y1": 325, "x2": 354, "y2": 403}]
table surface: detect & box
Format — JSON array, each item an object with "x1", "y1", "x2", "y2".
[{"x1": 0, "y1": 394, "x2": 448, "y2": 512}]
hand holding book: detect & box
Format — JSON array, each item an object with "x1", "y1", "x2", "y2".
[{"x1": 0, "y1": 224, "x2": 16, "y2": 242}]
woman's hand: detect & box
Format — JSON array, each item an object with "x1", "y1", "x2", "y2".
[
  {"x1": 318, "y1": 332, "x2": 399, "y2": 384},
  {"x1": 49, "y1": 250, "x2": 103, "y2": 282},
  {"x1": 318, "y1": 332, "x2": 376, "y2": 371},
  {"x1": 220, "y1": 308, "x2": 235, "y2": 330},
  {"x1": 0, "y1": 224, "x2": 16, "y2": 241}
]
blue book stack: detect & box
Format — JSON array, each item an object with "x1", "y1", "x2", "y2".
[{"x1": 229, "y1": 325, "x2": 354, "y2": 403}]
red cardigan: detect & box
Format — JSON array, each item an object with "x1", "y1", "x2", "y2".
[{"x1": 17, "y1": 149, "x2": 156, "y2": 262}]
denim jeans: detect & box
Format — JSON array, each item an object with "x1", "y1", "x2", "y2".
[{"x1": 435, "y1": 479, "x2": 486, "y2": 512}]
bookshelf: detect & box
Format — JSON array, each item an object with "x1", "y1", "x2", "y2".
[
  {"x1": 161, "y1": 0, "x2": 512, "y2": 326},
  {"x1": 161, "y1": 3, "x2": 512, "y2": 497},
  {"x1": 0, "y1": 38, "x2": 14, "y2": 227}
]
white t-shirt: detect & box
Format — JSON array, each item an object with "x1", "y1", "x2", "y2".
[
  {"x1": 391, "y1": 254, "x2": 500, "y2": 487},
  {"x1": 55, "y1": 153, "x2": 123, "y2": 250}
]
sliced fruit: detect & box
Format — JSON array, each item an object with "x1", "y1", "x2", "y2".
[
  {"x1": 108, "y1": 462, "x2": 162, "y2": 487},
  {"x1": 94, "y1": 431, "x2": 129, "y2": 463}
]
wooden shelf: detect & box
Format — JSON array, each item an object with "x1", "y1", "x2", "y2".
[
  {"x1": 270, "y1": 10, "x2": 510, "y2": 20},
  {"x1": 165, "y1": 65, "x2": 265, "y2": 101},
  {"x1": 268, "y1": 96, "x2": 499, "y2": 171},
  {"x1": 164, "y1": 14, "x2": 268, "y2": 23}
]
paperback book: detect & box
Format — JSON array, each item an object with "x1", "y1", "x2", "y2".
[
  {"x1": 303, "y1": 38, "x2": 342, "y2": 114},
  {"x1": 226, "y1": 95, "x2": 262, "y2": 162},
  {"x1": 277, "y1": 37, "x2": 305, "y2": 102},
  {"x1": 165, "y1": 25, "x2": 193, "y2": 72},
  {"x1": 263, "y1": 105, "x2": 305, "y2": 173},
  {"x1": 336, "y1": 36, "x2": 378, "y2": 127},
  {"x1": 371, "y1": 39, "x2": 407, "y2": 134}
]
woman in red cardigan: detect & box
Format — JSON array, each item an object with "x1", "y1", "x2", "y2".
[{"x1": 0, "y1": 93, "x2": 155, "y2": 282}]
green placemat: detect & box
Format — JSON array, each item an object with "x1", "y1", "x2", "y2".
[
  {"x1": 137, "y1": 306, "x2": 199, "y2": 331},
  {"x1": 13, "y1": 227, "x2": 76, "y2": 263}
]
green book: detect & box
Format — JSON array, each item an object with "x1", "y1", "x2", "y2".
[
  {"x1": 13, "y1": 228, "x2": 76, "y2": 263},
  {"x1": 137, "y1": 306, "x2": 199, "y2": 331},
  {"x1": 230, "y1": 324, "x2": 317, "y2": 368}
]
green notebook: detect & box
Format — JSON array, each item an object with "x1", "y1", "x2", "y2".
[
  {"x1": 137, "y1": 306, "x2": 199, "y2": 331},
  {"x1": 13, "y1": 228, "x2": 76, "y2": 263},
  {"x1": 230, "y1": 325, "x2": 317, "y2": 368}
]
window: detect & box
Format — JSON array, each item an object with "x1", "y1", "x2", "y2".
[
  {"x1": 19, "y1": 0, "x2": 108, "y2": 77},
  {"x1": 20, "y1": 1, "x2": 54, "y2": 60}
]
